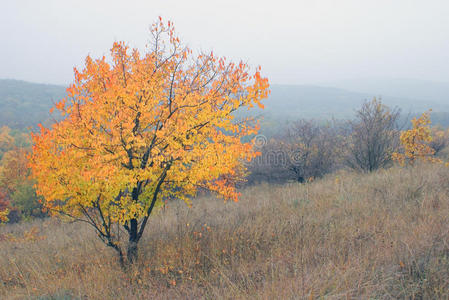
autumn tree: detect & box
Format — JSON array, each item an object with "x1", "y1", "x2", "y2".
[
  {"x1": 0, "y1": 126, "x2": 15, "y2": 160},
  {"x1": 392, "y1": 111, "x2": 444, "y2": 165},
  {"x1": 0, "y1": 127, "x2": 11, "y2": 222},
  {"x1": 29, "y1": 19, "x2": 269, "y2": 266},
  {"x1": 1, "y1": 148, "x2": 30, "y2": 194},
  {"x1": 0, "y1": 149, "x2": 26, "y2": 223},
  {"x1": 0, "y1": 190, "x2": 9, "y2": 223},
  {"x1": 0, "y1": 128, "x2": 37, "y2": 223},
  {"x1": 0, "y1": 148, "x2": 43, "y2": 221}
]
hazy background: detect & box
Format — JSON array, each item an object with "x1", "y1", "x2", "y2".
[
  {"x1": 2, "y1": 0, "x2": 449, "y2": 131},
  {"x1": 2, "y1": 0, "x2": 449, "y2": 86}
]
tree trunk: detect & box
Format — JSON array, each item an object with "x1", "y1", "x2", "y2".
[
  {"x1": 127, "y1": 218, "x2": 138, "y2": 264},
  {"x1": 117, "y1": 247, "x2": 125, "y2": 269},
  {"x1": 124, "y1": 169, "x2": 169, "y2": 265}
]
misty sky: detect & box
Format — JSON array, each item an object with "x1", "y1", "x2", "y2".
[{"x1": 2, "y1": 0, "x2": 449, "y2": 86}]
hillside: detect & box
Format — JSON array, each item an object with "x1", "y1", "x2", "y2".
[
  {"x1": 0, "y1": 79, "x2": 66, "y2": 129},
  {"x1": 254, "y1": 83, "x2": 449, "y2": 121},
  {"x1": 326, "y1": 78, "x2": 449, "y2": 106},
  {"x1": 1, "y1": 79, "x2": 449, "y2": 131},
  {"x1": 1, "y1": 163, "x2": 448, "y2": 299}
]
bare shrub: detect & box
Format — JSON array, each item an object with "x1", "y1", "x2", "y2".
[
  {"x1": 345, "y1": 98, "x2": 401, "y2": 172},
  {"x1": 245, "y1": 137, "x2": 291, "y2": 184},
  {"x1": 246, "y1": 120, "x2": 339, "y2": 184},
  {"x1": 283, "y1": 120, "x2": 339, "y2": 182}
]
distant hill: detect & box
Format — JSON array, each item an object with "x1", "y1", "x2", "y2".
[
  {"x1": 323, "y1": 78, "x2": 449, "y2": 111},
  {"x1": 1, "y1": 79, "x2": 448, "y2": 131},
  {"x1": 0, "y1": 79, "x2": 66, "y2": 129},
  {"x1": 256, "y1": 83, "x2": 449, "y2": 120},
  {"x1": 240, "y1": 84, "x2": 449, "y2": 134}
]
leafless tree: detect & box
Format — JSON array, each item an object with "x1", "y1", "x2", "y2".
[
  {"x1": 284, "y1": 119, "x2": 339, "y2": 182},
  {"x1": 345, "y1": 98, "x2": 401, "y2": 172},
  {"x1": 245, "y1": 137, "x2": 290, "y2": 184}
]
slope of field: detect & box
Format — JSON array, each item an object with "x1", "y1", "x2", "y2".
[{"x1": 1, "y1": 163, "x2": 448, "y2": 299}]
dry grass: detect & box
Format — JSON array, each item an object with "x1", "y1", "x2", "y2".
[{"x1": 1, "y1": 163, "x2": 449, "y2": 299}]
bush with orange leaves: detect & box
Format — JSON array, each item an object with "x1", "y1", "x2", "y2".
[
  {"x1": 393, "y1": 111, "x2": 448, "y2": 166},
  {"x1": 0, "y1": 194, "x2": 9, "y2": 223}
]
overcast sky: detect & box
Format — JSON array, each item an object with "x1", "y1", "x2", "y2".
[{"x1": 2, "y1": 0, "x2": 449, "y2": 86}]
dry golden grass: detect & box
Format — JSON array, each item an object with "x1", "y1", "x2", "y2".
[{"x1": 1, "y1": 163, "x2": 449, "y2": 299}]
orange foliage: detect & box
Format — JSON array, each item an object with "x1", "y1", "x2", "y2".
[
  {"x1": 1, "y1": 148, "x2": 34, "y2": 223},
  {"x1": 28, "y1": 19, "x2": 269, "y2": 260},
  {"x1": 0, "y1": 148, "x2": 30, "y2": 194},
  {"x1": 393, "y1": 112, "x2": 446, "y2": 166},
  {"x1": 0, "y1": 190, "x2": 9, "y2": 223},
  {"x1": 0, "y1": 131, "x2": 31, "y2": 223},
  {"x1": 0, "y1": 126, "x2": 15, "y2": 157}
]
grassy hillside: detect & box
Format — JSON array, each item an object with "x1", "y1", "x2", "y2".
[{"x1": 1, "y1": 163, "x2": 449, "y2": 299}]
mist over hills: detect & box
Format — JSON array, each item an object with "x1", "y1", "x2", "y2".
[
  {"x1": 1, "y1": 79, "x2": 448, "y2": 130},
  {"x1": 241, "y1": 82, "x2": 449, "y2": 132},
  {"x1": 257, "y1": 82, "x2": 449, "y2": 119},
  {"x1": 325, "y1": 78, "x2": 449, "y2": 105}
]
